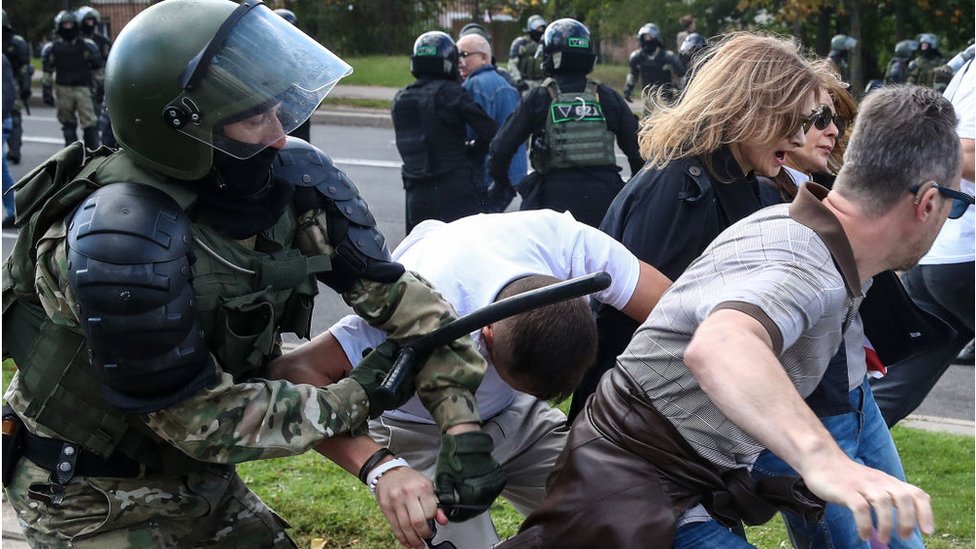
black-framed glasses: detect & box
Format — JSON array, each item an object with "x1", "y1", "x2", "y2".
[
  {"x1": 458, "y1": 50, "x2": 485, "y2": 59},
  {"x1": 910, "y1": 182, "x2": 975, "y2": 219},
  {"x1": 800, "y1": 104, "x2": 846, "y2": 136}
]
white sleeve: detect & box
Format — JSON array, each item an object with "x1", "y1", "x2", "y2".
[
  {"x1": 328, "y1": 315, "x2": 387, "y2": 369},
  {"x1": 551, "y1": 211, "x2": 641, "y2": 311}
]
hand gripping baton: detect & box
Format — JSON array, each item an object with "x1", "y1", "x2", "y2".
[{"x1": 372, "y1": 271, "x2": 612, "y2": 410}]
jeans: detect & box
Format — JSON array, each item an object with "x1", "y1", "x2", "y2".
[
  {"x1": 752, "y1": 378, "x2": 924, "y2": 549},
  {"x1": 2, "y1": 117, "x2": 14, "y2": 218},
  {"x1": 673, "y1": 519, "x2": 756, "y2": 548},
  {"x1": 871, "y1": 262, "x2": 975, "y2": 426}
]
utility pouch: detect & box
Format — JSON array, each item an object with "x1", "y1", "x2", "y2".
[{"x1": 2, "y1": 404, "x2": 25, "y2": 487}]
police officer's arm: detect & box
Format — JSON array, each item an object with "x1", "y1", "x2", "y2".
[
  {"x1": 601, "y1": 84, "x2": 644, "y2": 174},
  {"x1": 448, "y1": 84, "x2": 498, "y2": 152},
  {"x1": 40, "y1": 42, "x2": 55, "y2": 105},
  {"x1": 487, "y1": 90, "x2": 538, "y2": 186},
  {"x1": 83, "y1": 38, "x2": 105, "y2": 87},
  {"x1": 280, "y1": 140, "x2": 486, "y2": 430},
  {"x1": 669, "y1": 51, "x2": 687, "y2": 78},
  {"x1": 507, "y1": 37, "x2": 525, "y2": 86},
  {"x1": 624, "y1": 50, "x2": 640, "y2": 100}
]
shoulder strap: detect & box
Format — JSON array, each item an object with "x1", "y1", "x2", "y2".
[{"x1": 542, "y1": 77, "x2": 559, "y2": 99}]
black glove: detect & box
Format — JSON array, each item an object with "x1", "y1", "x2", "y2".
[
  {"x1": 42, "y1": 85, "x2": 54, "y2": 106},
  {"x1": 348, "y1": 340, "x2": 414, "y2": 419},
  {"x1": 435, "y1": 431, "x2": 506, "y2": 522}
]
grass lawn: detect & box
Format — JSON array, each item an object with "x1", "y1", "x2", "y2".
[{"x1": 2, "y1": 358, "x2": 973, "y2": 549}]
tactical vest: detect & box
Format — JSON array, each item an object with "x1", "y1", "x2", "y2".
[
  {"x1": 638, "y1": 49, "x2": 673, "y2": 88},
  {"x1": 392, "y1": 79, "x2": 468, "y2": 180},
  {"x1": 531, "y1": 78, "x2": 617, "y2": 174},
  {"x1": 2, "y1": 144, "x2": 329, "y2": 471},
  {"x1": 517, "y1": 39, "x2": 546, "y2": 82},
  {"x1": 50, "y1": 39, "x2": 95, "y2": 86}
]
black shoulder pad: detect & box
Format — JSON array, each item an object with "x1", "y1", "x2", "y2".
[
  {"x1": 67, "y1": 183, "x2": 214, "y2": 414},
  {"x1": 276, "y1": 137, "x2": 361, "y2": 200},
  {"x1": 345, "y1": 224, "x2": 392, "y2": 262}
]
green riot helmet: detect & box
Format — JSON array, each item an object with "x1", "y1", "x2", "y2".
[
  {"x1": 917, "y1": 33, "x2": 938, "y2": 50},
  {"x1": 76, "y1": 6, "x2": 101, "y2": 35},
  {"x1": 410, "y1": 31, "x2": 458, "y2": 79},
  {"x1": 526, "y1": 15, "x2": 546, "y2": 41},
  {"x1": 106, "y1": 0, "x2": 352, "y2": 181},
  {"x1": 830, "y1": 34, "x2": 856, "y2": 52},
  {"x1": 895, "y1": 39, "x2": 919, "y2": 58},
  {"x1": 541, "y1": 18, "x2": 597, "y2": 75},
  {"x1": 460, "y1": 22, "x2": 491, "y2": 43}
]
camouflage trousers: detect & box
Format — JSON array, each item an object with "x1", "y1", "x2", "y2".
[
  {"x1": 54, "y1": 85, "x2": 97, "y2": 130},
  {"x1": 5, "y1": 457, "x2": 298, "y2": 548}
]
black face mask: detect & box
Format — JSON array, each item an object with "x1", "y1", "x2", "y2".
[
  {"x1": 81, "y1": 22, "x2": 95, "y2": 36},
  {"x1": 641, "y1": 38, "x2": 660, "y2": 53},
  {"x1": 194, "y1": 147, "x2": 295, "y2": 239},
  {"x1": 58, "y1": 26, "x2": 79, "y2": 40},
  {"x1": 529, "y1": 29, "x2": 544, "y2": 43}
]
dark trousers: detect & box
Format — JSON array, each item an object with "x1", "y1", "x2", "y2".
[
  {"x1": 404, "y1": 166, "x2": 482, "y2": 234},
  {"x1": 519, "y1": 168, "x2": 625, "y2": 228},
  {"x1": 870, "y1": 261, "x2": 975, "y2": 426}
]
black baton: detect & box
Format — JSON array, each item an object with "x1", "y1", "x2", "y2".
[{"x1": 373, "y1": 271, "x2": 612, "y2": 410}]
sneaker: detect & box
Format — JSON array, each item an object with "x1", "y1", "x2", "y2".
[{"x1": 954, "y1": 340, "x2": 975, "y2": 365}]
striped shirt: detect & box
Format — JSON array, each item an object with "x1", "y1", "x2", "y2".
[{"x1": 618, "y1": 184, "x2": 868, "y2": 471}]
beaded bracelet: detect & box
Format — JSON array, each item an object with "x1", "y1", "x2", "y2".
[
  {"x1": 358, "y1": 447, "x2": 394, "y2": 485},
  {"x1": 367, "y1": 457, "x2": 410, "y2": 496}
]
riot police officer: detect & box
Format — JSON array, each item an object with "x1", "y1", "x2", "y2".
[
  {"x1": 2, "y1": 1, "x2": 494, "y2": 546},
  {"x1": 678, "y1": 32, "x2": 708, "y2": 87},
  {"x1": 909, "y1": 33, "x2": 949, "y2": 91},
  {"x1": 623, "y1": 23, "x2": 684, "y2": 102},
  {"x1": 392, "y1": 31, "x2": 498, "y2": 232},
  {"x1": 2, "y1": 9, "x2": 32, "y2": 164},
  {"x1": 77, "y1": 6, "x2": 117, "y2": 148},
  {"x1": 885, "y1": 39, "x2": 918, "y2": 84},
  {"x1": 828, "y1": 33, "x2": 856, "y2": 82},
  {"x1": 41, "y1": 10, "x2": 104, "y2": 148},
  {"x1": 488, "y1": 18, "x2": 643, "y2": 228},
  {"x1": 507, "y1": 14, "x2": 547, "y2": 93}
]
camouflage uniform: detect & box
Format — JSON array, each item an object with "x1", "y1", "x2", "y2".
[
  {"x1": 908, "y1": 54, "x2": 949, "y2": 92},
  {"x1": 2, "y1": 143, "x2": 485, "y2": 546}
]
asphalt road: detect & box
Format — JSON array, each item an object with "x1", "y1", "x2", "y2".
[{"x1": 2, "y1": 105, "x2": 972, "y2": 424}]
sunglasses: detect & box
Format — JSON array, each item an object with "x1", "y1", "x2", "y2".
[
  {"x1": 799, "y1": 104, "x2": 846, "y2": 136},
  {"x1": 910, "y1": 182, "x2": 975, "y2": 219},
  {"x1": 458, "y1": 50, "x2": 485, "y2": 59}
]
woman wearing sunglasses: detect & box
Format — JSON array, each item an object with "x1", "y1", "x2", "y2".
[
  {"x1": 571, "y1": 32, "x2": 826, "y2": 422},
  {"x1": 751, "y1": 69, "x2": 930, "y2": 549}
]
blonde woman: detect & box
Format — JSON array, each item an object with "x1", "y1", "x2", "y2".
[{"x1": 571, "y1": 32, "x2": 825, "y2": 421}]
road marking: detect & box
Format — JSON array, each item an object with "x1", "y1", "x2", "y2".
[{"x1": 24, "y1": 136, "x2": 65, "y2": 145}]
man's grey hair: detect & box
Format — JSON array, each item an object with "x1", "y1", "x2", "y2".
[
  {"x1": 457, "y1": 33, "x2": 492, "y2": 57},
  {"x1": 834, "y1": 85, "x2": 960, "y2": 217}
]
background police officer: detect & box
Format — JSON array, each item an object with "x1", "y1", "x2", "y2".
[
  {"x1": 392, "y1": 31, "x2": 498, "y2": 233},
  {"x1": 624, "y1": 23, "x2": 685, "y2": 103},
  {"x1": 507, "y1": 15, "x2": 547, "y2": 93},
  {"x1": 41, "y1": 9, "x2": 104, "y2": 148},
  {"x1": 488, "y1": 18, "x2": 643, "y2": 228},
  {"x1": 828, "y1": 33, "x2": 856, "y2": 81},
  {"x1": 2, "y1": 2, "x2": 494, "y2": 546},
  {"x1": 909, "y1": 33, "x2": 949, "y2": 91},
  {"x1": 76, "y1": 6, "x2": 116, "y2": 148},
  {"x1": 2, "y1": 9, "x2": 32, "y2": 165},
  {"x1": 885, "y1": 39, "x2": 919, "y2": 84}
]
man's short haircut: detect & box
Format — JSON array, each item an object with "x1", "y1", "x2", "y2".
[
  {"x1": 492, "y1": 275, "x2": 598, "y2": 402},
  {"x1": 834, "y1": 85, "x2": 960, "y2": 217},
  {"x1": 680, "y1": 14, "x2": 695, "y2": 29}
]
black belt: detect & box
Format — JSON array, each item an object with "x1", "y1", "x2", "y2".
[{"x1": 22, "y1": 428, "x2": 142, "y2": 480}]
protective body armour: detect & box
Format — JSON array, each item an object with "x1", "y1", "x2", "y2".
[{"x1": 532, "y1": 78, "x2": 616, "y2": 174}]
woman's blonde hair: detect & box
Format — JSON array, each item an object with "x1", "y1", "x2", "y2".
[{"x1": 638, "y1": 32, "x2": 823, "y2": 170}]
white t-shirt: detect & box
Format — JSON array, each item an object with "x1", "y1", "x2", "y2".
[
  {"x1": 329, "y1": 210, "x2": 642, "y2": 424},
  {"x1": 921, "y1": 59, "x2": 975, "y2": 265}
]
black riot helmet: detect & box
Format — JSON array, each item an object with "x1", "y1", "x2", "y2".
[
  {"x1": 679, "y1": 33, "x2": 708, "y2": 58},
  {"x1": 540, "y1": 18, "x2": 597, "y2": 76},
  {"x1": 637, "y1": 23, "x2": 660, "y2": 53},
  {"x1": 76, "y1": 6, "x2": 100, "y2": 36},
  {"x1": 55, "y1": 10, "x2": 80, "y2": 40},
  {"x1": 460, "y1": 22, "x2": 491, "y2": 43},
  {"x1": 274, "y1": 8, "x2": 297, "y2": 26},
  {"x1": 410, "y1": 31, "x2": 458, "y2": 80}
]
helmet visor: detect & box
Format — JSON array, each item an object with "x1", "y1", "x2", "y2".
[{"x1": 166, "y1": 3, "x2": 352, "y2": 159}]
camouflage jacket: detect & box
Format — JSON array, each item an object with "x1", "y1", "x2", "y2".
[{"x1": 3, "y1": 146, "x2": 485, "y2": 466}]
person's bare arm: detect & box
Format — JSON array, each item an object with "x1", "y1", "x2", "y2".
[
  {"x1": 684, "y1": 309, "x2": 934, "y2": 543},
  {"x1": 619, "y1": 260, "x2": 672, "y2": 323},
  {"x1": 960, "y1": 138, "x2": 974, "y2": 182},
  {"x1": 269, "y1": 335, "x2": 447, "y2": 548}
]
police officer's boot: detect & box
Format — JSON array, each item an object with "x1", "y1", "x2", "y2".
[
  {"x1": 62, "y1": 124, "x2": 78, "y2": 147},
  {"x1": 82, "y1": 126, "x2": 100, "y2": 150},
  {"x1": 7, "y1": 110, "x2": 23, "y2": 164}
]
